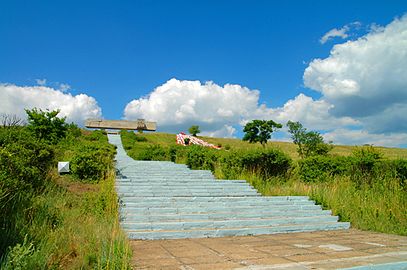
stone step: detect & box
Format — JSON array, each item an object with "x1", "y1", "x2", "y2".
[
  {"x1": 116, "y1": 186, "x2": 256, "y2": 192},
  {"x1": 121, "y1": 209, "x2": 334, "y2": 222},
  {"x1": 120, "y1": 204, "x2": 322, "y2": 214},
  {"x1": 116, "y1": 180, "x2": 243, "y2": 184},
  {"x1": 120, "y1": 196, "x2": 311, "y2": 203},
  {"x1": 125, "y1": 222, "x2": 351, "y2": 240},
  {"x1": 119, "y1": 174, "x2": 214, "y2": 178},
  {"x1": 118, "y1": 191, "x2": 260, "y2": 197},
  {"x1": 115, "y1": 184, "x2": 253, "y2": 189},
  {"x1": 121, "y1": 215, "x2": 339, "y2": 231},
  {"x1": 121, "y1": 201, "x2": 315, "y2": 209}
]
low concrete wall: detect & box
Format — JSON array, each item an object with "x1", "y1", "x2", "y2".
[{"x1": 85, "y1": 119, "x2": 156, "y2": 131}]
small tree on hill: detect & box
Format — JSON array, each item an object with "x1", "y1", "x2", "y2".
[
  {"x1": 287, "y1": 120, "x2": 331, "y2": 158},
  {"x1": 243, "y1": 119, "x2": 282, "y2": 147},
  {"x1": 25, "y1": 108, "x2": 68, "y2": 144},
  {"x1": 189, "y1": 125, "x2": 200, "y2": 136}
]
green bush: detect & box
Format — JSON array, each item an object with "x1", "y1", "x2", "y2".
[
  {"x1": 220, "y1": 148, "x2": 291, "y2": 179},
  {"x1": 84, "y1": 130, "x2": 107, "y2": 141},
  {"x1": 137, "y1": 144, "x2": 168, "y2": 161},
  {"x1": 298, "y1": 156, "x2": 351, "y2": 182},
  {"x1": 186, "y1": 145, "x2": 218, "y2": 171},
  {"x1": 134, "y1": 135, "x2": 148, "y2": 142},
  {"x1": 71, "y1": 144, "x2": 115, "y2": 182},
  {"x1": 0, "y1": 127, "x2": 55, "y2": 259},
  {"x1": 168, "y1": 145, "x2": 187, "y2": 162},
  {"x1": 25, "y1": 108, "x2": 68, "y2": 144}
]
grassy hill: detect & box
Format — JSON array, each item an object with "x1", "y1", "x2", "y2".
[{"x1": 130, "y1": 132, "x2": 407, "y2": 160}]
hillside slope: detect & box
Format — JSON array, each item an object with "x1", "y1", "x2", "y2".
[{"x1": 129, "y1": 132, "x2": 407, "y2": 160}]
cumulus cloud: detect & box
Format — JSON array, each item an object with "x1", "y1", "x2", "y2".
[
  {"x1": 123, "y1": 78, "x2": 356, "y2": 139},
  {"x1": 266, "y1": 93, "x2": 358, "y2": 130},
  {"x1": 123, "y1": 16, "x2": 407, "y2": 147},
  {"x1": 320, "y1": 21, "x2": 362, "y2": 44},
  {"x1": 124, "y1": 78, "x2": 269, "y2": 137},
  {"x1": 305, "y1": 14, "x2": 407, "y2": 135},
  {"x1": 323, "y1": 129, "x2": 407, "y2": 148},
  {"x1": 0, "y1": 84, "x2": 102, "y2": 125}
]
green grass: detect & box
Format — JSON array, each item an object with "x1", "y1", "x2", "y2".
[
  {"x1": 1, "y1": 129, "x2": 132, "y2": 269},
  {"x1": 223, "y1": 171, "x2": 407, "y2": 236},
  {"x1": 2, "y1": 171, "x2": 131, "y2": 269},
  {"x1": 127, "y1": 131, "x2": 407, "y2": 160},
  {"x1": 121, "y1": 131, "x2": 407, "y2": 236}
]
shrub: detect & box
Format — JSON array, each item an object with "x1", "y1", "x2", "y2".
[
  {"x1": 137, "y1": 145, "x2": 168, "y2": 161},
  {"x1": 25, "y1": 108, "x2": 68, "y2": 144},
  {"x1": 71, "y1": 144, "x2": 115, "y2": 182},
  {"x1": 220, "y1": 148, "x2": 291, "y2": 179},
  {"x1": 298, "y1": 156, "x2": 351, "y2": 182},
  {"x1": 133, "y1": 135, "x2": 148, "y2": 142},
  {"x1": 168, "y1": 145, "x2": 187, "y2": 162},
  {"x1": 186, "y1": 145, "x2": 218, "y2": 171}
]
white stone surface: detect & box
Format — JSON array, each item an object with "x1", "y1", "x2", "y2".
[{"x1": 58, "y1": 162, "x2": 70, "y2": 174}]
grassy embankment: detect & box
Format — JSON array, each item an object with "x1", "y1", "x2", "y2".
[
  {"x1": 121, "y1": 131, "x2": 407, "y2": 236},
  {"x1": 0, "y1": 126, "x2": 131, "y2": 269}
]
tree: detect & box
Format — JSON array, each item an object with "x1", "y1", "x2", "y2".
[
  {"x1": 242, "y1": 120, "x2": 282, "y2": 147},
  {"x1": 189, "y1": 125, "x2": 200, "y2": 136},
  {"x1": 287, "y1": 120, "x2": 331, "y2": 158},
  {"x1": 25, "y1": 108, "x2": 68, "y2": 144}
]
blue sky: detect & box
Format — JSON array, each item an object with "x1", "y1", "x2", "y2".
[{"x1": 1, "y1": 1, "x2": 407, "y2": 147}]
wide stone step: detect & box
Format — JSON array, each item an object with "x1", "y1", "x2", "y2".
[
  {"x1": 115, "y1": 182, "x2": 252, "y2": 188},
  {"x1": 125, "y1": 222, "x2": 351, "y2": 240},
  {"x1": 121, "y1": 199, "x2": 315, "y2": 208},
  {"x1": 120, "y1": 204, "x2": 322, "y2": 214},
  {"x1": 121, "y1": 209, "x2": 334, "y2": 222},
  {"x1": 116, "y1": 180, "x2": 244, "y2": 185},
  {"x1": 116, "y1": 186, "x2": 256, "y2": 192},
  {"x1": 120, "y1": 196, "x2": 311, "y2": 203},
  {"x1": 121, "y1": 215, "x2": 339, "y2": 231},
  {"x1": 119, "y1": 170, "x2": 210, "y2": 174},
  {"x1": 118, "y1": 191, "x2": 260, "y2": 197}
]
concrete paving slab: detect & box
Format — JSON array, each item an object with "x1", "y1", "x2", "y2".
[{"x1": 131, "y1": 229, "x2": 407, "y2": 269}]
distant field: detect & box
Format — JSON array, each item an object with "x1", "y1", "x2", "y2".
[{"x1": 134, "y1": 132, "x2": 407, "y2": 160}]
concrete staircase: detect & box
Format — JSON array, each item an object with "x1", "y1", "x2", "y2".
[{"x1": 108, "y1": 134, "x2": 350, "y2": 240}]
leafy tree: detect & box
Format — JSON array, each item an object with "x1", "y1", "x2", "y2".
[
  {"x1": 287, "y1": 120, "x2": 331, "y2": 158},
  {"x1": 242, "y1": 120, "x2": 282, "y2": 147},
  {"x1": 188, "y1": 125, "x2": 200, "y2": 136},
  {"x1": 25, "y1": 108, "x2": 68, "y2": 144}
]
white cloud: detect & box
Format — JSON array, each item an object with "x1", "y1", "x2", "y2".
[
  {"x1": 303, "y1": 15, "x2": 407, "y2": 146},
  {"x1": 0, "y1": 84, "x2": 102, "y2": 125},
  {"x1": 320, "y1": 27, "x2": 349, "y2": 44},
  {"x1": 122, "y1": 16, "x2": 407, "y2": 147},
  {"x1": 320, "y1": 22, "x2": 361, "y2": 44},
  {"x1": 265, "y1": 93, "x2": 358, "y2": 130},
  {"x1": 323, "y1": 129, "x2": 407, "y2": 148},
  {"x1": 124, "y1": 78, "x2": 268, "y2": 136},
  {"x1": 201, "y1": 125, "x2": 237, "y2": 138},
  {"x1": 35, "y1": 78, "x2": 47, "y2": 86},
  {"x1": 123, "y1": 79, "x2": 356, "y2": 140}
]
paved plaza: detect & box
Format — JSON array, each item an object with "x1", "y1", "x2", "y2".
[{"x1": 131, "y1": 229, "x2": 407, "y2": 269}]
